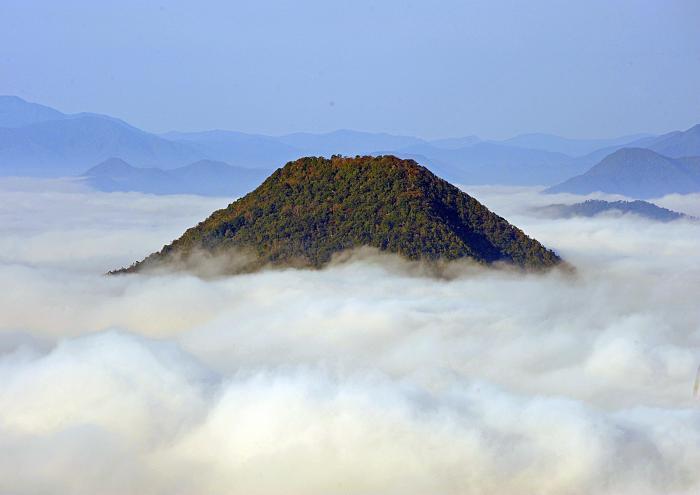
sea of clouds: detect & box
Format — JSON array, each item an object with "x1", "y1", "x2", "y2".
[{"x1": 0, "y1": 178, "x2": 699, "y2": 495}]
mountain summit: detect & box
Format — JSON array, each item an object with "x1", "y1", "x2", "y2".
[
  {"x1": 114, "y1": 155, "x2": 561, "y2": 274},
  {"x1": 546, "y1": 148, "x2": 700, "y2": 198}
]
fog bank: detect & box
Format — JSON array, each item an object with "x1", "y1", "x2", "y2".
[{"x1": 1, "y1": 181, "x2": 699, "y2": 494}]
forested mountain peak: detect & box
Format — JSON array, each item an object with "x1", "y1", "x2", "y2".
[{"x1": 114, "y1": 155, "x2": 561, "y2": 274}]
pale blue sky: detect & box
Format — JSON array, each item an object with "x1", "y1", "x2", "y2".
[{"x1": 1, "y1": 0, "x2": 699, "y2": 139}]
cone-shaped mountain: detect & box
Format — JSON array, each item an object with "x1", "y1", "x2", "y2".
[{"x1": 115, "y1": 155, "x2": 561, "y2": 273}]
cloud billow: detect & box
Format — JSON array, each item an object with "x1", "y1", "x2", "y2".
[{"x1": 1, "y1": 181, "x2": 699, "y2": 494}]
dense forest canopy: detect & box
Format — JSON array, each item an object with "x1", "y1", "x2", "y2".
[{"x1": 116, "y1": 155, "x2": 561, "y2": 274}]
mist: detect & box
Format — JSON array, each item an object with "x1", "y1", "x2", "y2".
[{"x1": 1, "y1": 179, "x2": 699, "y2": 494}]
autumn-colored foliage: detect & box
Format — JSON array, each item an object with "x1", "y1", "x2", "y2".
[{"x1": 116, "y1": 155, "x2": 561, "y2": 273}]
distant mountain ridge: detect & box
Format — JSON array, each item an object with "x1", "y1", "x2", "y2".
[
  {"x1": 4, "y1": 95, "x2": 700, "y2": 194},
  {"x1": 546, "y1": 148, "x2": 700, "y2": 198},
  {"x1": 428, "y1": 135, "x2": 480, "y2": 149},
  {"x1": 535, "y1": 199, "x2": 692, "y2": 222},
  {"x1": 82, "y1": 158, "x2": 269, "y2": 196},
  {"x1": 0, "y1": 110, "x2": 202, "y2": 175},
  {"x1": 277, "y1": 129, "x2": 428, "y2": 156},
  {"x1": 647, "y1": 124, "x2": 700, "y2": 157},
  {"x1": 163, "y1": 130, "x2": 303, "y2": 169},
  {"x1": 0, "y1": 95, "x2": 65, "y2": 127},
  {"x1": 497, "y1": 132, "x2": 653, "y2": 157},
  {"x1": 381, "y1": 142, "x2": 585, "y2": 186}
]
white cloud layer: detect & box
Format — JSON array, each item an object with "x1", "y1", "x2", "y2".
[{"x1": 1, "y1": 179, "x2": 699, "y2": 494}]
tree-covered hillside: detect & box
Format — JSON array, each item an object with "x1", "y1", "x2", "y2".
[{"x1": 116, "y1": 155, "x2": 561, "y2": 274}]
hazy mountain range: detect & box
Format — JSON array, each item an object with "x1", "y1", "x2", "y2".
[
  {"x1": 0, "y1": 96, "x2": 201, "y2": 175},
  {"x1": 82, "y1": 157, "x2": 270, "y2": 197},
  {"x1": 497, "y1": 133, "x2": 653, "y2": 157},
  {"x1": 546, "y1": 148, "x2": 700, "y2": 198},
  {"x1": 2, "y1": 96, "x2": 700, "y2": 198},
  {"x1": 380, "y1": 142, "x2": 583, "y2": 185}
]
